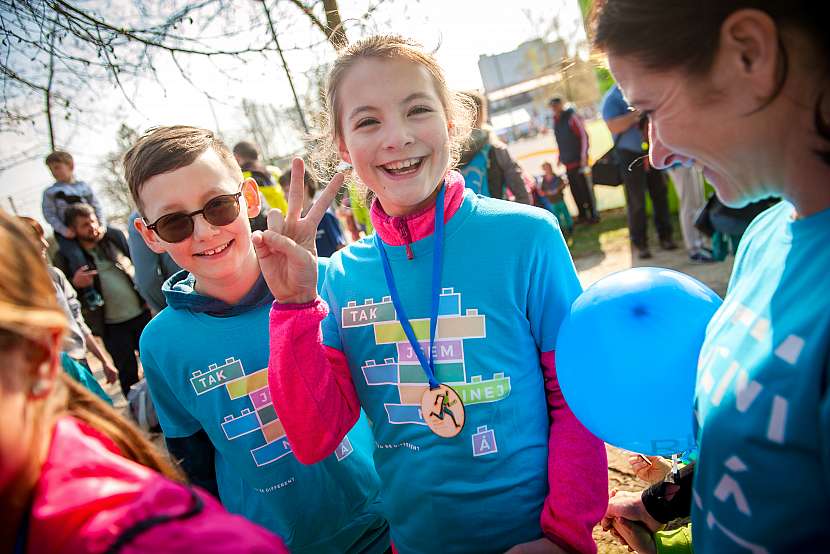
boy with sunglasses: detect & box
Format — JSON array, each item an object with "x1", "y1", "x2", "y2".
[{"x1": 127, "y1": 126, "x2": 389, "y2": 554}]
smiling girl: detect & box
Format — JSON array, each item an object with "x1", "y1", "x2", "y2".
[{"x1": 254, "y1": 35, "x2": 607, "y2": 553}]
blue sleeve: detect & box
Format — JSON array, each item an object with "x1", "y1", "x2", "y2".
[
  {"x1": 127, "y1": 212, "x2": 168, "y2": 312},
  {"x1": 42, "y1": 187, "x2": 69, "y2": 236},
  {"x1": 601, "y1": 86, "x2": 626, "y2": 122},
  {"x1": 526, "y1": 214, "x2": 583, "y2": 352},
  {"x1": 139, "y1": 336, "x2": 202, "y2": 438}
]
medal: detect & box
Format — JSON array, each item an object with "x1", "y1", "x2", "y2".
[
  {"x1": 420, "y1": 384, "x2": 465, "y2": 437},
  {"x1": 376, "y1": 184, "x2": 464, "y2": 438}
]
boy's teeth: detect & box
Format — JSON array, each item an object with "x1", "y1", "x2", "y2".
[{"x1": 200, "y1": 242, "x2": 230, "y2": 256}]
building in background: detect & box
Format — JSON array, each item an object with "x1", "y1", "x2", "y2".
[{"x1": 478, "y1": 38, "x2": 600, "y2": 142}]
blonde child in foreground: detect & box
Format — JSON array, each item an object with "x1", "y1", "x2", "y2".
[{"x1": 254, "y1": 35, "x2": 608, "y2": 553}]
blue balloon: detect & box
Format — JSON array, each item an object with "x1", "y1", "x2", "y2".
[{"x1": 555, "y1": 267, "x2": 722, "y2": 456}]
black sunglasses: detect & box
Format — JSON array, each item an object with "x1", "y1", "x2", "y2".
[{"x1": 145, "y1": 189, "x2": 244, "y2": 243}]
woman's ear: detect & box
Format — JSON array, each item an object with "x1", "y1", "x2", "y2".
[
  {"x1": 26, "y1": 330, "x2": 62, "y2": 399},
  {"x1": 715, "y1": 9, "x2": 780, "y2": 102}
]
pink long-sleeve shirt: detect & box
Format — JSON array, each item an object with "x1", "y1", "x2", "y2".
[{"x1": 268, "y1": 174, "x2": 607, "y2": 553}]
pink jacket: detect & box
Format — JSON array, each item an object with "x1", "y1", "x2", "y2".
[
  {"x1": 268, "y1": 172, "x2": 607, "y2": 553},
  {"x1": 25, "y1": 416, "x2": 287, "y2": 554}
]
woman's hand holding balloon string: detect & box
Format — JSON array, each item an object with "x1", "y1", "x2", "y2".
[
  {"x1": 252, "y1": 158, "x2": 344, "y2": 304},
  {"x1": 629, "y1": 454, "x2": 672, "y2": 485}
]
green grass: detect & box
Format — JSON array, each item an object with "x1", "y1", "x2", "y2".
[
  {"x1": 567, "y1": 208, "x2": 630, "y2": 259},
  {"x1": 566, "y1": 207, "x2": 684, "y2": 259}
]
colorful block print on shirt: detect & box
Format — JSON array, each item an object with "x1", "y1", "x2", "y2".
[
  {"x1": 190, "y1": 356, "x2": 352, "y2": 467},
  {"x1": 341, "y1": 287, "x2": 511, "y2": 427}
]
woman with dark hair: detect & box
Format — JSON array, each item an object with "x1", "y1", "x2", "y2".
[
  {"x1": 0, "y1": 209, "x2": 286, "y2": 553},
  {"x1": 591, "y1": 1, "x2": 830, "y2": 552}
]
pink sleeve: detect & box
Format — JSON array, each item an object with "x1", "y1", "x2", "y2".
[
  {"x1": 267, "y1": 298, "x2": 361, "y2": 464},
  {"x1": 540, "y1": 350, "x2": 608, "y2": 554}
]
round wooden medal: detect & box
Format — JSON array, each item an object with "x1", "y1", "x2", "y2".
[{"x1": 420, "y1": 384, "x2": 465, "y2": 438}]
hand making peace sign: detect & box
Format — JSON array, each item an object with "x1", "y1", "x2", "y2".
[{"x1": 252, "y1": 157, "x2": 344, "y2": 304}]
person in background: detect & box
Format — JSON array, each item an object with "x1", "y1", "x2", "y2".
[
  {"x1": 233, "y1": 141, "x2": 288, "y2": 230},
  {"x1": 41, "y1": 150, "x2": 107, "y2": 309},
  {"x1": 0, "y1": 209, "x2": 287, "y2": 554},
  {"x1": 594, "y1": 0, "x2": 830, "y2": 551},
  {"x1": 601, "y1": 84, "x2": 677, "y2": 259},
  {"x1": 127, "y1": 210, "x2": 181, "y2": 313},
  {"x1": 56, "y1": 203, "x2": 150, "y2": 399},
  {"x1": 549, "y1": 98, "x2": 599, "y2": 223},
  {"x1": 18, "y1": 216, "x2": 117, "y2": 404},
  {"x1": 535, "y1": 161, "x2": 574, "y2": 235},
  {"x1": 458, "y1": 90, "x2": 531, "y2": 203},
  {"x1": 667, "y1": 165, "x2": 714, "y2": 262}
]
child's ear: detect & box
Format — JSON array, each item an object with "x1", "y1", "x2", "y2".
[
  {"x1": 134, "y1": 215, "x2": 168, "y2": 254},
  {"x1": 241, "y1": 178, "x2": 261, "y2": 218},
  {"x1": 337, "y1": 136, "x2": 352, "y2": 165}
]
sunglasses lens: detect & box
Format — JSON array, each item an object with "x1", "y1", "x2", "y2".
[
  {"x1": 155, "y1": 214, "x2": 194, "y2": 243},
  {"x1": 203, "y1": 195, "x2": 241, "y2": 226}
]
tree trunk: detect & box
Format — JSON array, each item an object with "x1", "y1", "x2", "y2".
[{"x1": 322, "y1": 0, "x2": 348, "y2": 49}]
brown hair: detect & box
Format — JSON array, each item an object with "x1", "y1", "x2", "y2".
[
  {"x1": 232, "y1": 141, "x2": 259, "y2": 162},
  {"x1": 591, "y1": 0, "x2": 830, "y2": 165},
  {"x1": 63, "y1": 202, "x2": 96, "y2": 228},
  {"x1": 463, "y1": 90, "x2": 487, "y2": 128},
  {"x1": 309, "y1": 35, "x2": 475, "y2": 185},
  {"x1": 0, "y1": 209, "x2": 183, "y2": 481},
  {"x1": 124, "y1": 125, "x2": 242, "y2": 215},
  {"x1": 45, "y1": 151, "x2": 73, "y2": 166},
  {"x1": 17, "y1": 216, "x2": 44, "y2": 240}
]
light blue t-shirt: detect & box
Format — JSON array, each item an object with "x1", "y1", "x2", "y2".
[
  {"x1": 321, "y1": 190, "x2": 582, "y2": 553},
  {"x1": 694, "y1": 200, "x2": 830, "y2": 552},
  {"x1": 140, "y1": 271, "x2": 388, "y2": 554},
  {"x1": 601, "y1": 84, "x2": 644, "y2": 154}
]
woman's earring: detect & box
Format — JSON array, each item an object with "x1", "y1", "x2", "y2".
[{"x1": 31, "y1": 380, "x2": 50, "y2": 397}]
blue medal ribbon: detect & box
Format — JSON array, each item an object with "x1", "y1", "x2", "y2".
[{"x1": 374, "y1": 184, "x2": 445, "y2": 390}]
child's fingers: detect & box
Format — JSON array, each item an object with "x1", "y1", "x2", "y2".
[
  {"x1": 267, "y1": 207, "x2": 285, "y2": 234},
  {"x1": 286, "y1": 157, "x2": 306, "y2": 221},
  {"x1": 305, "y1": 172, "x2": 344, "y2": 225},
  {"x1": 257, "y1": 230, "x2": 309, "y2": 263}
]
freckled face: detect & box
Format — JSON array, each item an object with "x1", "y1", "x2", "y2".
[
  {"x1": 136, "y1": 149, "x2": 260, "y2": 288},
  {"x1": 336, "y1": 57, "x2": 451, "y2": 216}
]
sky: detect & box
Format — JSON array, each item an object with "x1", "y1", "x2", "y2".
[{"x1": 0, "y1": 0, "x2": 587, "y2": 223}]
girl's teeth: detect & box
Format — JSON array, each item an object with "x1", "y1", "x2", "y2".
[{"x1": 385, "y1": 158, "x2": 419, "y2": 170}]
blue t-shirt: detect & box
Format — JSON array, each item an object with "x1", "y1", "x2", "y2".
[
  {"x1": 601, "y1": 84, "x2": 644, "y2": 154},
  {"x1": 317, "y1": 211, "x2": 345, "y2": 258},
  {"x1": 321, "y1": 190, "x2": 582, "y2": 553},
  {"x1": 140, "y1": 271, "x2": 388, "y2": 554},
  {"x1": 693, "y1": 200, "x2": 830, "y2": 551}
]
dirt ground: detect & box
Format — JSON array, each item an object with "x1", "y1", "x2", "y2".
[{"x1": 89, "y1": 213, "x2": 733, "y2": 552}]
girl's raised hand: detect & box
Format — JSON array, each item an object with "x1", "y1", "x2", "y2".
[{"x1": 253, "y1": 157, "x2": 344, "y2": 303}]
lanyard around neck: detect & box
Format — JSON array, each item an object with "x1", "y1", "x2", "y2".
[{"x1": 374, "y1": 185, "x2": 445, "y2": 390}]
